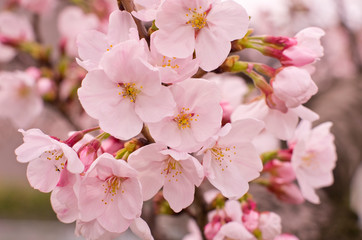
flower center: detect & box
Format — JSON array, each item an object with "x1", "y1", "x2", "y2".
[
  {"x1": 174, "y1": 107, "x2": 198, "y2": 129},
  {"x1": 101, "y1": 176, "x2": 126, "y2": 205},
  {"x1": 210, "y1": 145, "x2": 236, "y2": 172},
  {"x1": 118, "y1": 82, "x2": 143, "y2": 103},
  {"x1": 40, "y1": 149, "x2": 66, "y2": 172},
  {"x1": 106, "y1": 44, "x2": 113, "y2": 51},
  {"x1": 186, "y1": 7, "x2": 207, "y2": 29},
  {"x1": 161, "y1": 157, "x2": 182, "y2": 183},
  {"x1": 161, "y1": 56, "x2": 179, "y2": 69}
]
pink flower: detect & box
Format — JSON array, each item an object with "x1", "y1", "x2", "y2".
[
  {"x1": 267, "y1": 182, "x2": 305, "y2": 204},
  {"x1": 153, "y1": 0, "x2": 249, "y2": 71},
  {"x1": 0, "y1": 11, "x2": 34, "y2": 62},
  {"x1": 15, "y1": 128, "x2": 84, "y2": 192},
  {"x1": 201, "y1": 119, "x2": 264, "y2": 199},
  {"x1": 258, "y1": 212, "x2": 282, "y2": 240},
  {"x1": 78, "y1": 41, "x2": 176, "y2": 140},
  {"x1": 231, "y1": 98, "x2": 319, "y2": 140},
  {"x1": 0, "y1": 71, "x2": 43, "y2": 128},
  {"x1": 78, "y1": 153, "x2": 143, "y2": 233},
  {"x1": 272, "y1": 67, "x2": 318, "y2": 108},
  {"x1": 148, "y1": 78, "x2": 222, "y2": 152},
  {"x1": 149, "y1": 34, "x2": 200, "y2": 84},
  {"x1": 128, "y1": 143, "x2": 204, "y2": 212},
  {"x1": 282, "y1": 27, "x2": 325, "y2": 67},
  {"x1": 58, "y1": 6, "x2": 100, "y2": 56},
  {"x1": 77, "y1": 10, "x2": 139, "y2": 71},
  {"x1": 289, "y1": 121, "x2": 337, "y2": 204}
]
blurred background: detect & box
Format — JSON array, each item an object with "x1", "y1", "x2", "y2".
[{"x1": 0, "y1": 0, "x2": 362, "y2": 239}]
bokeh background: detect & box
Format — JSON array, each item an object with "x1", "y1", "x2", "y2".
[{"x1": 0, "y1": 0, "x2": 362, "y2": 239}]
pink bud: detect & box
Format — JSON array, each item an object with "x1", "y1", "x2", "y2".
[
  {"x1": 263, "y1": 36, "x2": 297, "y2": 48},
  {"x1": 242, "y1": 210, "x2": 259, "y2": 232},
  {"x1": 78, "y1": 139, "x2": 101, "y2": 172},
  {"x1": 204, "y1": 216, "x2": 223, "y2": 240},
  {"x1": 268, "y1": 182, "x2": 305, "y2": 204}
]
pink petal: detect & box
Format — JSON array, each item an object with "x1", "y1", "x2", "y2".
[
  {"x1": 195, "y1": 27, "x2": 231, "y2": 71},
  {"x1": 135, "y1": 86, "x2": 176, "y2": 123},
  {"x1": 107, "y1": 10, "x2": 138, "y2": 44},
  {"x1": 153, "y1": 28, "x2": 195, "y2": 58},
  {"x1": 77, "y1": 30, "x2": 108, "y2": 66},
  {"x1": 220, "y1": 119, "x2": 264, "y2": 144},
  {"x1": 26, "y1": 158, "x2": 60, "y2": 192},
  {"x1": 265, "y1": 109, "x2": 299, "y2": 141},
  {"x1": 117, "y1": 178, "x2": 143, "y2": 220},
  {"x1": 130, "y1": 218, "x2": 154, "y2": 240},
  {"x1": 163, "y1": 173, "x2": 195, "y2": 213},
  {"x1": 98, "y1": 199, "x2": 132, "y2": 233},
  {"x1": 207, "y1": 0, "x2": 249, "y2": 40},
  {"x1": 79, "y1": 177, "x2": 107, "y2": 221}
]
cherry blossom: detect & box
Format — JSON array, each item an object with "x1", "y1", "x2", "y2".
[
  {"x1": 282, "y1": 27, "x2": 325, "y2": 67},
  {"x1": 78, "y1": 153, "x2": 143, "y2": 233},
  {"x1": 289, "y1": 121, "x2": 337, "y2": 204},
  {"x1": 201, "y1": 119, "x2": 264, "y2": 199},
  {"x1": 153, "y1": 0, "x2": 249, "y2": 71},
  {"x1": 272, "y1": 67, "x2": 318, "y2": 108},
  {"x1": 148, "y1": 78, "x2": 222, "y2": 152},
  {"x1": 78, "y1": 41, "x2": 176, "y2": 140},
  {"x1": 15, "y1": 128, "x2": 84, "y2": 192},
  {"x1": 76, "y1": 10, "x2": 139, "y2": 71},
  {"x1": 231, "y1": 98, "x2": 319, "y2": 140},
  {"x1": 0, "y1": 71, "x2": 43, "y2": 128},
  {"x1": 149, "y1": 34, "x2": 199, "y2": 84},
  {"x1": 58, "y1": 6, "x2": 100, "y2": 56},
  {"x1": 128, "y1": 143, "x2": 204, "y2": 212},
  {"x1": 0, "y1": 11, "x2": 34, "y2": 62}
]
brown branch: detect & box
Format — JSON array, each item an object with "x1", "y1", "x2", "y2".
[{"x1": 117, "y1": 0, "x2": 149, "y2": 42}]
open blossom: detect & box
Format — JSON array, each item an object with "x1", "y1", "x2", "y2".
[
  {"x1": 289, "y1": 121, "x2": 337, "y2": 204},
  {"x1": 149, "y1": 34, "x2": 199, "y2": 84},
  {"x1": 77, "y1": 10, "x2": 139, "y2": 71},
  {"x1": 15, "y1": 128, "x2": 84, "y2": 193},
  {"x1": 201, "y1": 119, "x2": 264, "y2": 199},
  {"x1": 0, "y1": 71, "x2": 43, "y2": 128},
  {"x1": 78, "y1": 41, "x2": 175, "y2": 140},
  {"x1": 0, "y1": 11, "x2": 34, "y2": 62},
  {"x1": 128, "y1": 143, "x2": 204, "y2": 212},
  {"x1": 78, "y1": 153, "x2": 143, "y2": 233},
  {"x1": 272, "y1": 67, "x2": 318, "y2": 108},
  {"x1": 282, "y1": 27, "x2": 325, "y2": 67},
  {"x1": 148, "y1": 78, "x2": 222, "y2": 152},
  {"x1": 231, "y1": 98, "x2": 319, "y2": 140},
  {"x1": 153, "y1": 0, "x2": 249, "y2": 71},
  {"x1": 58, "y1": 6, "x2": 100, "y2": 56}
]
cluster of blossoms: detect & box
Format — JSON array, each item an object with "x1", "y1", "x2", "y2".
[{"x1": 11, "y1": 0, "x2": 337, "y2": 239}]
